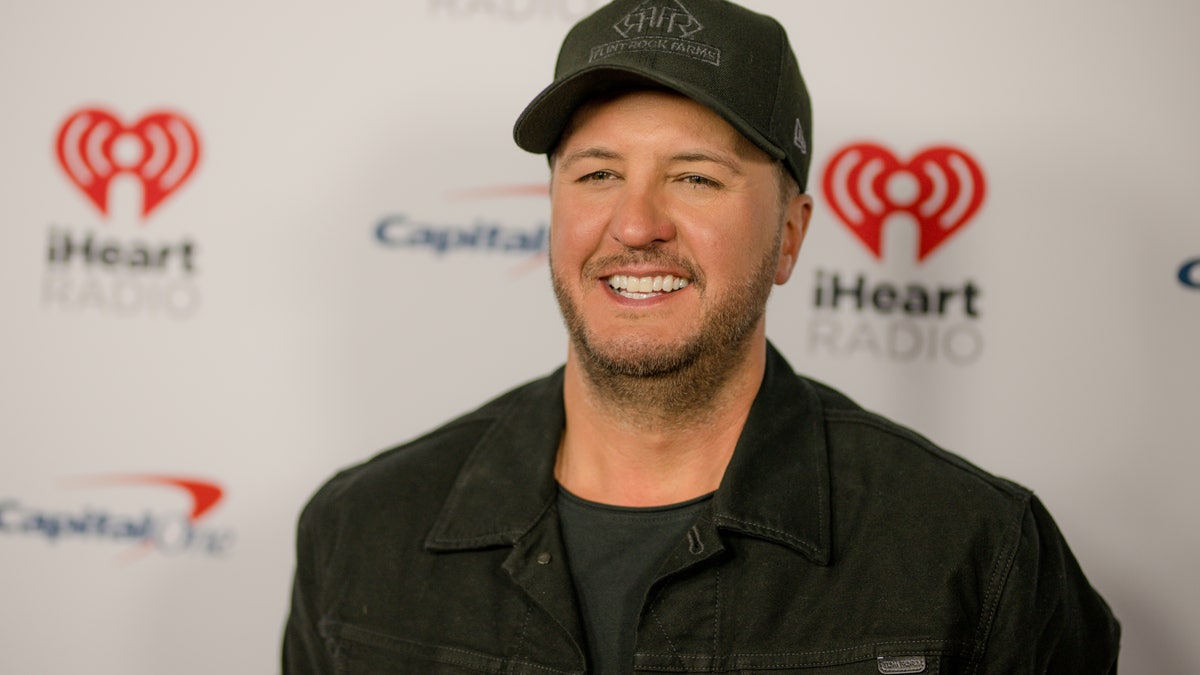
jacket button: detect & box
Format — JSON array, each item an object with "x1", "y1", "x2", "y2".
[{"x1": 536, "y1": 552, "x2": 552, "y2": 565}]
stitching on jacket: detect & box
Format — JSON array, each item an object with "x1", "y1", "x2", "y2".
[
  {"x1": 509, "y1": 602, "x2": 534, "y2": 674},
  {"x1": 639, "y1": 638, "x2": 964, "y2": 657},
  {"x1": 649, "y1": 602, "x2": 685, "y2": 669},
  {"x1": 965, "y1": 492, "x2": 1029, "y2": 674},
  {"x1": 636, "y1": 641, "x2": 965, "y2": 670},
  {"x1": 336, "y1": 621, "x2": 580, "y2": 674},
  {"x1": 712, "y1": 514, "x2": 820, "y2": 556},
  {"x1": 822, "y1": 410, "x2": 1026, "y2": 499},
  {"x1": 711, "y1": 566, "x2": 721, "y2": 671}
]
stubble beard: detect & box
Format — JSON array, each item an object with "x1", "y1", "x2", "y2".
[{"x1": 552, "y1": 233, "x2": 781, "y2": 429}]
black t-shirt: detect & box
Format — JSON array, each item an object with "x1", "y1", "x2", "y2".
[{"x1": 557, "y1": 486, "x2": 712, "y2": 674}]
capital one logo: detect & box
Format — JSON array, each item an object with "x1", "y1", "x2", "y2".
[
  {"x1": 823, "y1": 143, "x2": 985, "y2": 262},
  {"x1": 0, "y1": 474, "x2": 232, "y2": 559},
  {"x1": 55, "y1": 107, "x2": 201, "y2": 219},
  {"x1": 615, "y1": 1, "x2": 702, "y2": 38}
]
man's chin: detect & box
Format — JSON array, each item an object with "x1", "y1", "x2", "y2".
[{"x1": 575, "y1": 334, "x2": 699, "y2": 379}]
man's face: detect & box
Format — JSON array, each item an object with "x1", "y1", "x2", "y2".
[{"x1": 549, "y1": 89, "x2": 807, "y2": 379}]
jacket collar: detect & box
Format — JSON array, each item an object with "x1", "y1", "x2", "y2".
[{"x1": 425, "y1": 342, "x2": 832, "y2": 566}]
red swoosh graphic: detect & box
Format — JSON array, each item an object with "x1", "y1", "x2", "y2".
[{"x1": 66, "y1": 474, "x2": 224, "y2": 522}]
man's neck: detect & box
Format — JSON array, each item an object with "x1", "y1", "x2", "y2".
[{"x1": 556, "y1": 338, "x2": 767, "y2": 507}]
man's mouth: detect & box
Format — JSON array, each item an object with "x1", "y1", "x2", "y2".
[{"x1": 606, "y1": 274, "x2": 691, "y2": 300}]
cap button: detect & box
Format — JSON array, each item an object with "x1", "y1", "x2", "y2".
[{"x1": 536, "y1": 552, "x2": 553, "y2": 565}]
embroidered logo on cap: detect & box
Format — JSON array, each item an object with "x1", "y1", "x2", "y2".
[
  {"x1": 590, "y1": 1, "x2": 720, "y2": 66},
  {"x1": 877, "y1": 655, "x2": 927, "y2": 674},
  {"x1": 794, "y1": 119, "x2": 808, "y2": 155}
]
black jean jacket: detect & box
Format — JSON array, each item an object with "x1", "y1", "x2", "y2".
[{"x1": 284, "y1": 344, "x2": 1119, "y2": 673}]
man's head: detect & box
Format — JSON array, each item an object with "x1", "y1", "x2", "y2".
[{"x1": 515, "y1": 0, "x2": 813, "y2": 411}]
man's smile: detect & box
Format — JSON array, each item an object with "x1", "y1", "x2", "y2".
[{"x1": 605, "y1": 274, "x2": 691, "y2": 300}]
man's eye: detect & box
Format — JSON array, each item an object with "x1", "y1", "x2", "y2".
[
  {"x1": 682, "y1": 175, "x2": 720, "y2": 188},
  {"x1": 579, "y1": 170, "x2": 617, "y2": 182}
]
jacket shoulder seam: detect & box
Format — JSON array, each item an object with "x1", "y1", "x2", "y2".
[
  {"x1": 966, "y1": 493, "x2": 1033, "y2": 672},
  {"x1": 822, "y1": 407, "x2": 1029, "y2": 499}
]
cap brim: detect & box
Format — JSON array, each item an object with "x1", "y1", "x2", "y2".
[{"x1": 513, "y1": 64, "x2": 787, "y2": 162}]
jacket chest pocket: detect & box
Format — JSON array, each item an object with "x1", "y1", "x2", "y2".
[
  {"x1": 735, "y1": 653, "x2": 944, "y2": 674},
  {"x1": 636, "y1": 650, "x2": 961, "y2": 674},
  {"x1": 325, "y1": 621, "x2": 579, "y2": 675}
]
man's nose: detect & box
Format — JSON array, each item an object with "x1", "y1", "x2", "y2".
[{"x1": 607, "y1": 184, "x2": 676, "y2": 249}]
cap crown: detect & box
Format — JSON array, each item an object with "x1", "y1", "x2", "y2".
[{"x1": 514, "y1": 0, "x2": 812, "y2": 191}]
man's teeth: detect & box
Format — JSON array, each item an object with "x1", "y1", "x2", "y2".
[{"x1": 607, "y1": 274, "x2": 690, "y2": 295}]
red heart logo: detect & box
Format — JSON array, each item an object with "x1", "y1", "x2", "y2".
[
  {"x1": 55, "y1": 107, "x2": 201, "y2": 218},
  {"x1": 822, "y1": 142, "x2": 985, "y2": 262}
]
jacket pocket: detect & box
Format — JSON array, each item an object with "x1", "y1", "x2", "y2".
[
  {"x1": 321, "y1": 620, "x2": 580, "y2": 675},
  {"x1": 738, "y1": 653, "x2": 945, "y2": 675},
  {"x1": 635, "y1": 641, "x2": 965, "y2": 674}
]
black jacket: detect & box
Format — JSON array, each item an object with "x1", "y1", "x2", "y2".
[{"x1": 284, "y1": 345, "x2": 1119, "y2": 673}]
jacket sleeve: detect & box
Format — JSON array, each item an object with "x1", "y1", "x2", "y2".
[
  {"x1": 282, "y1": 493, "x2": 336, "y2": 675},
  {"x1": 978, "y1": 495, "x2": 1121, "y2": 673}
]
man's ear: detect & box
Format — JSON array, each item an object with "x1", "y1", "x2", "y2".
[{"x1": 775, "y1": 193, "x2": 812, "y2": 285}]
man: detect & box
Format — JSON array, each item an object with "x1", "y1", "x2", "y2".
[{"x1": 284, "y1": 1, "x2": 1120, "y2": 672}]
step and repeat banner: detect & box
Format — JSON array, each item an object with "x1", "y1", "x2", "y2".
[{"x1": 2, "y1": 1, "x2": 1197, "y2": 673}]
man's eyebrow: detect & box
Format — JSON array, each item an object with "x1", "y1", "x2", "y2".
[
  {"x1": 556, "y1": 147, "x2": 621, "y2": 172},
  {"x1": 671, "y1": 151, "x2": 744, "y2": 176}
]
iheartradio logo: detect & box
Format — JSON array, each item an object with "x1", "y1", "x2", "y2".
[
  {"x1": 55, "y1": 107, "x2": 201, "y2": 219},
  {"x1": 823, "y1": 143, "x2": 985, "y2": 262}
]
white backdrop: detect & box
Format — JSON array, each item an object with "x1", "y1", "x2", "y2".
[{"x1": 1, "y1": 1, "x2": 1197, "y2": 673}]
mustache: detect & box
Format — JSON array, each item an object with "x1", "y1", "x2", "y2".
[{"x1": 581, "y1": 249, "x2": 701, "y2": 284}]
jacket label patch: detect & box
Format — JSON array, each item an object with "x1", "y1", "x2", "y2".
[{"x1": 878, "y1": 655, "x2": 926, "y2": 674}]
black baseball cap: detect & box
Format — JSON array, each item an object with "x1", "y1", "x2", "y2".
[{"x1": 513, "y1": 0, "x2": 812, "y2": 191}]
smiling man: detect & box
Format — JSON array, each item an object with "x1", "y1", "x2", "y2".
[
  {"x1": 284, "y1": 1, "x2": 1120, "y2": 673},
  {"x1": 547, "y1": 89, "x2": 808, "y2": 511}
]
